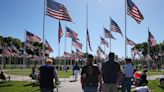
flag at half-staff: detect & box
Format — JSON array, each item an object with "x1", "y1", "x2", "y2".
[
  {"x1": 100, "y1": 36, "x2": 109, "y2": 48},
  {"x1": 87, "y1": 30, "x2": 93, "y2": 51},
  {"x1": 46, "y1": 0, "x2": 72, "y2": 22},
  {"x1": 127, "y1": 0, "x2": 144, "y2": 24},
  {"x1": 66, "y1": 27, "x2": 78, "y2": 40},
  {"x1": 104, "y1": 27, "x2": 116, "y2": 40},
  {"x1": 110, "y1": 18, "x2": 123, "y2": 36},
  {"x1": 126, "y1": 38, "x2": 136, "y2": 47},
  {"x1": 45, "y1": 40, "x2": 53, "y2": 52},
  {"x1": 26, "y1": 31, "x2": 41, "y2": 43},
  {"x1": 72, "y1": 39, "x2": 82, "y2": 50},
  {"x1": 58, "y1": 21, "x2": 63, "y2": 43},
  {"x1": 148, "y1": 31, "x2": 156, "y2": 47}
]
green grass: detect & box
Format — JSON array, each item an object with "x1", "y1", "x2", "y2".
[
  {"x1": 148, "y1": 80, "x2": 164, "y2": 92},
  {"x1": 57, "y1": 70, "x2": 73, "y2": 78},
  {"x1": 0, "y1": 80, "x2": 163, "y2": 92},
  {"x1": 0, "y1": 81, "x2": 40, "y2": 92},
  {"x1": 148, "y1": 70, "x2": 164, "y2": 76},
  {"x1": 3, "y1": 68, "x2": 73, "y2": 78}
]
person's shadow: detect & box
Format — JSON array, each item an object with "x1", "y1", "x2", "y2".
[{"x1": 0, "y1": 81, "x2": 12, "y2": 87}]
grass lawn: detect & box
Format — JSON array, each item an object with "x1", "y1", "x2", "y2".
[
  {"x1": 0, "y1": 80, "x2": 163, "y2": 92},
  {"x1": 0, "y1": 81, "x2": 40, "y2": 92},
  {"x1": 3, "y1": 68, "x2": 73, "y2": 78},
  {"x1": 147, "y1": 70, "x2": 164, "y2": 76},
  {"x1": 148, "y1": 80, "x2": 164, "y2": 92}
]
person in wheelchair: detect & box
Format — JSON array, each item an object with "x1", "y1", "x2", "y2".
[{"x1": 138, "y1": 70, "x2": 148, "y2": 86}]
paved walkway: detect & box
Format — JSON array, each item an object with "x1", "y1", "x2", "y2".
[{"x1": 3, "y1": 74, "x2": 164, "y2": 92}]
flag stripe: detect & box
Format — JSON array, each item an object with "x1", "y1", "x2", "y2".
[
  {"x1": 46, "y1": 0, "x2": 72, "y2": 22},
  {"x1": 127, "y1": 0, "x2": 144, "y2": 24},
  {"x1": 110, "y1": 18, "x2": 123, "y2": 36}
]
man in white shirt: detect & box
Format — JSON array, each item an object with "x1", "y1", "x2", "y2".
[{"x1": 122, "y1": 58, "x2": 134, "y2": 92}]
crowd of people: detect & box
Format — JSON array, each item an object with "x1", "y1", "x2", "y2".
[{"x1": 29, "y1": 52, "x2": 162, "y2": 92}]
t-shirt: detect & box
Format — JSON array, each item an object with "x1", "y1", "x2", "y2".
[
  {"x1": 81, "y1": 64, "x2": 100, "y2": 87},
  {"x1": 123, "y1": 63, "x2": 134, "y2": 78},
  {"x1": 102, "y1": 60, "x2": 121, "y2": 84},
  {"x1": 39, "y1": 64, "x2": 55, "y2": 88},
  {"x1": 73, "y1": 65, "x2": 80, "y2": 71}
]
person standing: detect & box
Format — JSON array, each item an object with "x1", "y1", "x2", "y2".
[
  {"x1": 81, "y1": 54, "x2": 102, "y2": 92},
  {"x1": 73, "y1": 63, "x2": 80, "y2": 81},
  {"x1": 39, "y1": 59, "x2": 59, "y2": 92},
  {"x1": 122, "y1": 58, "x2": 134, "y2": 92},
  {"x1": 101, "y1": 52, "x2": 121, "y2": 92}
]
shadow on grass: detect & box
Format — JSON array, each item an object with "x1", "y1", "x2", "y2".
[
  {"x1": 24, "y1": 82, "x2": 39, "y2": 87},
  {"x1": 0, "y1": 81, "x2": 12, "y2": 87},
  {"x1": 158, "y1": 85, "x2": 164, "y2": 89},
  {"x1": 0, "y1": 84, "x2": 12, "y2": 87}
]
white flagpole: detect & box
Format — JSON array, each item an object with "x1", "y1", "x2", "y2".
[
  {"x1": 109, "y1": 17, "x2": 112, "y2": 52},
  {"x1": 64, "y1": 24, "x2": 67, "y2": 82},
  {"x1": 125, "y1": 0, "x2": 127, "y2": 58},
  {"x1": 147, "y1": 27, "x2": 150, "y2": 70},
  {"x1": 58, "y1": 21, "x2": 61, "y2": 71},
  {"x1": 42, "y1": 0, "x2": 46, "y2": 65},
  {"x1": 86, "y1": 3, "x2": 88, "y2": 54},
  {"x1": 147, "y1": 27, "x2": 151, "y2": 80},
  {"x1": 71, "y1": 39, "x2": 73, "y2": 66}
]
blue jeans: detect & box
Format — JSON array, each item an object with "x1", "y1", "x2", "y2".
[
  {"x1": 84, "y1": 87, "x2": 97, "y2": 92},
  {"x1": 122, "y1": 78, "x2": 132, "y2": 92},
  {"x1": 40, "y1": 87, "x2": 53, "y2": 92}
]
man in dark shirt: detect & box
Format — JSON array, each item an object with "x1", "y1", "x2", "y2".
[
  {"x1": 39, "y1": 59, "x2": 58, "y2": 92},
  {"x1": 81, "y1": 54, "x2": 102, "y2": 92},
  {"x1": 102, "y1": 52, "x2": 121, "y2": 92}
]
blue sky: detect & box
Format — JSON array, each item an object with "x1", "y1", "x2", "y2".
[{"x1": 0, "y1": 0, "x2": 164, "y2": 58}]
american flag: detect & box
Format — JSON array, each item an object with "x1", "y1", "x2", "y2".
[
  {"x1": 64, "y1": 51, "x2": 71, "y2": 57},
  {"x1": 87, "y1": 30, "x2": 93, "y2": 51},
  {"x1": 98, "y1": 46, "x2": 105, "y2": 55},
  {"x1": 26, "y1": 31, "x2": 41, "y2": 43},
  {"x1": 66, "y1": 27, "x2": 78, "y2": 39},
  {"x1": 110, "y1": 18, "x2": 123, "y2": 36},
  {"x1": 58, "y1": 21, "x2": 63, "y2": 43},
  {"x1": 131, "y1": 48, "x2": 140, "y2": 54},
  {"x1": 76, "y1": 49, "x2": 84, "y2": 56},
  {"x1": 46, "y1": 0, "x2": 72, "y2": 22},
  {"x1": 72, "y1": 39, "x2": 82, "y2": 49},
  {"x1": 25, "y1": 42, "x2": 36, "y2": 50},
  {"x1": 148, "y1": 31, "x2": 156, "y2": 47},
  {"x1": 126, "y1": 38, "x2": 136, "y2": 46},
  {"x1": 104, "y1": 27, "x2": 116, "y2": 40},
  {"x1": 10, "y1": 43, "x2": 20, "y2": 54},
  {"x1": 101, "y1": 36, "x2": 109, "y2": 48},
  {"x1": 127, "y1": 0, "x2": 144, "y2": 24},
  {"x1": 45, "y1": 40, "x2": 53, "y2": 52}
]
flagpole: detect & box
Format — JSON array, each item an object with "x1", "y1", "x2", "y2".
[
  {"x1": 86, "y1": 2, "x2": 88, "y2": 54},
  {"x1": 147, "y1": 27, "x2": 151, "y2": 80},
  {"x1": 109, "y1": 17, "x2": 112, "y2": 52},
  {"x1": 64, "y1": 24, "x2": 67, "y2": 82},
  {"x1": 125, "y1": 0, "x2": 127, "y2": 58},
  {"x1": 71, "y1": 39, "x2": 73, "y2": 66},
  {"x1": 58, "y1": 20, "x2": 61, "y2": 71},
  {"x1": 104, "y1": 45, "x2": 106, "y2": 58},
  {"x1": 42, "y1": 0, "x2": 46, "y2": 65}
]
